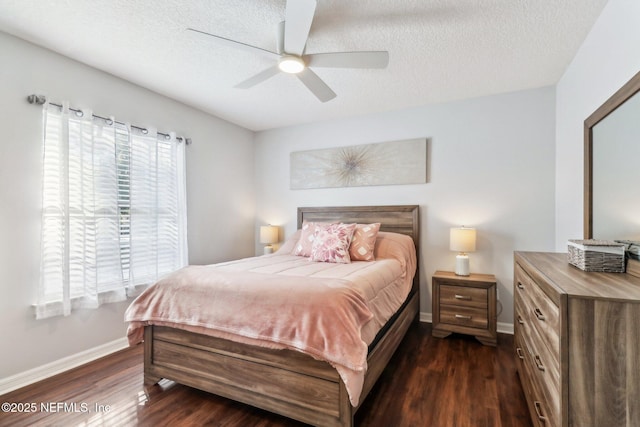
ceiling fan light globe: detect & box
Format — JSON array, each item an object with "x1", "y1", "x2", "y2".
[{"x1": 278, "y1": 55, "x2": 305, "y2": 74}]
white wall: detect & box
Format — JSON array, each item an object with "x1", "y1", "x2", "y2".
[
  {"x1": 555, "y1": 0, "x2": 640, "y2": 249},
  {"x1": 0, "y1": 32, "x2": 255, "y2": 381},
  {"x1": 254, "y1": 86, "x2": 557, "y2": 326}
]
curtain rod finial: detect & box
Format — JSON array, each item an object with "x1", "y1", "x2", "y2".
[{"x1": 27, "y1": 94, "x2": 46, "y2": 105}]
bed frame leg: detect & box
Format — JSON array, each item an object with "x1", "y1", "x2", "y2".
[
  {"x1": 339, "y1": 381, "x2": 354, "y2": 427},
  {"x1": 142, "y1": 326, "x2": 162, "y2": 388},
  {"x1": 144, "y1": 373, "x2": 162, "y2": 387}
]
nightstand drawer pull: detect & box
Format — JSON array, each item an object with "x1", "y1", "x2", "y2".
[
  {"x1": 517, "y1": 282, "x2": 525, "y2": 290},
  {"x1": 454, "y1": 294, "x2": 472, "y2": 301},
  {"x1": 516, "y1": 347, "x2": 525, "y2": 360},
  {"x1": 455, "y1": 314, "x2": 472, "y2": 320},
  {"x1": 517, "y1": 315, "x2": 525, "y2": 325},
  {"x1": 534, "y1": 308, "x2": 546, "y2": 321},
  {"x1": 534, "y1": 401, "x2": 547, "y2": 422},
  {"x1": 534, "y1": 355, "x2": 545, "y2": 372}
]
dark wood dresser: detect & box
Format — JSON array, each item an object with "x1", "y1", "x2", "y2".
[{"x1": 514, "y1": 251, "x2": 640, "y2": 427}]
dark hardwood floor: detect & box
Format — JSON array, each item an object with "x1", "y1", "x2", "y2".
[{"x1": 0, "y1": 322, "x2": 531, "y2": 427}]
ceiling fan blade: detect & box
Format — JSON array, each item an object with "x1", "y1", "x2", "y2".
[
  {"x1": 296, "y1": 68, "x2": 336, "y2": 102},
  {"x1": 276, "y1": 21, "x2": 285, "y2": 54},
  {"x1": 186, "y1": 28, "x2": 279, "y2": 59},
  {"x1": 235, "y1": 65, "x2": 281, "y2": 89},
  {"x1": 304, "y1": 51, "x2": 389, "y2": 69},
  {"x1": 284, "y1": 0, "x2": 316, "y2": 56}
]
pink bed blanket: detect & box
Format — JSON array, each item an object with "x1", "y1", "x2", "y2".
[{"x1": 125, "y1": 232, "x2": 416, "y2": 406}]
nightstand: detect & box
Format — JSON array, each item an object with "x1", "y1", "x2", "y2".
[{"x1": 432, "y1": 270, "x2": 497, "y2": 346}]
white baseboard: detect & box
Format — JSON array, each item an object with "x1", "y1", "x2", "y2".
[
  {"x1": 0, "y1": 337, "x2": 129, "y2": 396},
  {"x1": 419, "y1": 311, "x2": 513, "y2": 335},
  {"x1": 420, "y1": 311, "x2": 433, "y2": 323},
  {"x1": 498, "y1": 321, "x2": 514, "y2": 335}
]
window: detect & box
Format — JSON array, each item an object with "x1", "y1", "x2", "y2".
[{"x1": 36, "y1": 102, "x2": 187, "y2": 319}]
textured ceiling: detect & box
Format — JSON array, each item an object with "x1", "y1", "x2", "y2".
[{"x1": 0, "y1": 0, "x2": 608, "y2": 131}]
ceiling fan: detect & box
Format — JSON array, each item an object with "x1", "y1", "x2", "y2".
[{"x1": 186, "y1": 0, "x2": 389, "y2": 102}]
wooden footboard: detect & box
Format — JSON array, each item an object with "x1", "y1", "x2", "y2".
[{"x1": 144, "y1": 290, "x2": 419, "y2": 427}]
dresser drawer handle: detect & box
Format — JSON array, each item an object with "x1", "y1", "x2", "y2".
[
  {"x1": 454, "y1": 294, "x2": 472, "y2": 301},
  {"x1": 517, "y1": 315, "x2": 525, "y2": 325},
  {"x1": 534, "y1": 355, "x2": 545, "y2": 372},
  {"x1": 455, "y1": 314, "x2": 472, "y2": 320},
  {"x1": 534, "y1": 308, "x2": 546, "y2": 321},
  {"x1": 534, "y1": 401, "x2": 547, "y2": 422},
  {"x1": 517, "y1": 282, "x2": 525, "y2": 290},
  {"x1": 516, "y1": 347, "x2": 525, "y2": 360}
]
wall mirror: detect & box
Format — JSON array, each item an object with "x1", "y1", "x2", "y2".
[{"x1": 584, "y1": 70, "x2": 640, "y2": 240}]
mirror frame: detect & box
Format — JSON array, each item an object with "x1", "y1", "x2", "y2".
[{"x1": 584, "y1": 70, "x2": 640, "y2": 238}]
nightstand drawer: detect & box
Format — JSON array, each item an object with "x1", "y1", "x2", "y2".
[
  {"x1": 439, "y1": 305, "x2": 488, "y2": 329},
  {"x1": 440, "y1": 284, "x2": 488, "y2": 308}
]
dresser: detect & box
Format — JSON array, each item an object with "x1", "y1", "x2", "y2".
[
  {"x1": 432, "y1": 271, "x2": 497, "y2": 346},
  {"x1": 514, "y1": 252, "x2": 640, "y2": 427}
]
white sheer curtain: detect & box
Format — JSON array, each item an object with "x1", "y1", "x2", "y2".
[
  {"x1": 37, "y1": 102, "x2": 188, "y2": 319},
  {"x1": 128, "y1": 127, "x2": 188, "y2": 289}
]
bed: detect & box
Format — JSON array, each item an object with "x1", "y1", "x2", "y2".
[{"x1": 126, "y1": 205, "x2": 420, "y2": 427}]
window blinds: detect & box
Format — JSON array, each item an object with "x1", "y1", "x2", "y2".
[{"x1": 37, "y1": 102, "x2": 188, "y2": 319}]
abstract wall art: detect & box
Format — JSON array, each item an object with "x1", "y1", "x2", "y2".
[{"x1": 290, "y1": 138, "x2": 427, "y2": 189}]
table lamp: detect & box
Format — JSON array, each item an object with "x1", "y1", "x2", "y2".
[
  {"x1": 450, "y1": 226, "x2": 476, "y2": 276},
  {"x1": 260, "y1": 225, "x2": 279, "y2": 255}
]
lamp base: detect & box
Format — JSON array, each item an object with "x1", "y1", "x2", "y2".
[
  {"x1": 455, "y1": 254, "x2": 470, "y2": 276},
  {"x1": 263, "y1": 245, "x2": 274, "y2": 255}
]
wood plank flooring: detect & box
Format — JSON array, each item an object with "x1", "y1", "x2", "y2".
[{"x1": 0, "y1": 322, "x2": 531, "y2": 427}]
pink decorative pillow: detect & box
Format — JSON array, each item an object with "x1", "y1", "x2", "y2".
[
  {"x1": 310, "y1": 223, "x2": 357, "y2": 263},
  {"x1": 293, "y1": 221, "x2": 328, "y2": 257},
  {"x1": 349, "y1": 223, "x2": 381, "y2": 261}
]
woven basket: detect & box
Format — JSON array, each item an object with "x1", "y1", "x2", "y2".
[{"x1": 567, "y1": 240, "x2": 625, "y2": 273}]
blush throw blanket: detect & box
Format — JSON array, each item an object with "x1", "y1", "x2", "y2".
[{"x1": 125, "y1": 232, "x2": 416, "y2": 406}]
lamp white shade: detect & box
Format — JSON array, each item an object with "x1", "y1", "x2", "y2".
[
  {"x1": 260, "y1": 225, "x2": 279, "y2": 255},
  {"x1": 450, "y1": 227, "x2": 476, "y2": 253},
  {"x1": 260, "y1": 225, "x2": 279, "y2": 244},
  {"x1": 450, "y1": 227, "x2": 476, "y2": 276}
]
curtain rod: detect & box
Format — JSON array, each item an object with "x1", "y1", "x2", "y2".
[{"x1": 27, "y1": 94, "x2": 192, "y2": 145}]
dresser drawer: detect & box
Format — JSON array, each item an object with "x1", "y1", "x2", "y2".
[
  {"x1": 515, "y1": 330, "x2": 557, "y2": 427},
  {"x1": 439, "y1": 305, "x2": 488, "y2": 329},
  {"x1": 523, "y1": 354, "x2": 556, "y2": 427},
  {"x1": 439, "y1": 284, "x2": 488, "y2": 308},
  {"x1": 514, "y1": 334, "x2": 542, "y2": 427},
  {"x1": 517, "y1": 297, "x2": 559, "y2": 373},
  {"x1": 515, "y1": 264, "x2": 560, "y2": 356},
  {"x1": 514, "y1": 274, "x2": 561, "y2": 408},
  {"x1": 524, "y1": 334, "x2": 561, "y2": 427}
]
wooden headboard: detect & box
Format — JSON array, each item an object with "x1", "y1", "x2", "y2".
[{"x1": 297, "y1": 205, "x2": 420, "y2": 292}]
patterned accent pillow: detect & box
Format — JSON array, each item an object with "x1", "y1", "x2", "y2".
[
  {"x1": 310, "y1": 223, "x2": 357, "y2": 263},
  {"x1": 349, "y1": 223, "x2": 381, "y2": 261},
  {"x1": 293, "y1": 221, "x2": 329, "y2": 257}
]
